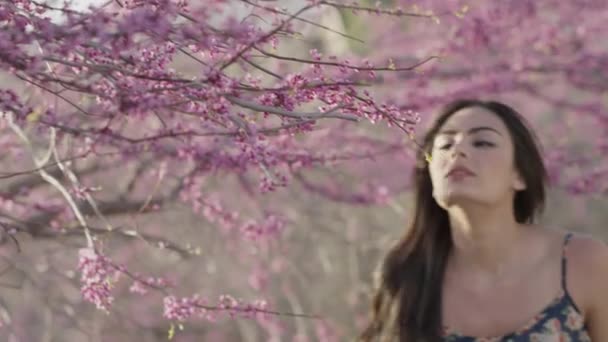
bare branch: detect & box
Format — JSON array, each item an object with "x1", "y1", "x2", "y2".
[
  {"x1": 240, "y1": 57, "x2": 284, "y2": 80},
  {"x1": 218, "y1": 4, "x2": 317, "y2": 71},
  {"x1": 14, "y1": 73, "x2": 97, "y2": 117},
  {"x1": 6, "y1": 114, "x2": 95, "y2": 248},
  {"x1": 239, "y1": 0, "x2": 365, "y2": 44},
  {"x1": 225, "y1": 95, "x2": 359, "y2": 121},
  {"x1": 319, "y1": 1, "x2": 436, "y2": 18},
  {"x1": 254, "y1": 48, "x2": 440, "y2": 71}
]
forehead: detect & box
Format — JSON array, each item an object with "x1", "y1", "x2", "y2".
[{"x1": 438, "y1": 107, "x2": 507, "y2": 133}]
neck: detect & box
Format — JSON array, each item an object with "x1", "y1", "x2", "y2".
[{"x1": 446, "y1": 201, "x2": 527, "y2": 280}]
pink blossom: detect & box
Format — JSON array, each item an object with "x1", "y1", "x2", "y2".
[{"x1": 77, "y1": 248, "x2": 121, "y2": 312}]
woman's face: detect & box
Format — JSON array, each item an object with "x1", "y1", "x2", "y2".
[{"x1": 428, "y1": 107, "x2": 526, "y2": 209}]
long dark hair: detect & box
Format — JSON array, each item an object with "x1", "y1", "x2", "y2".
[{"x1": 359, "y1": 99, "x2": 549, "y2": 341}]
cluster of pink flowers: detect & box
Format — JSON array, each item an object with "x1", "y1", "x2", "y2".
[
  {"x1": 163, "y1": 294, "x2": 207, "y2": 322},
  {"x1": 219, "y1": 295, "x2": 270, "y2": 320},
  {"x1": 129, "y1": 276, "x2": 173, "y2": 295},
  {"x1": 241, "y1": 214, "x2": 286, "y2": 242},
  {"x1": 163, "y1": 294, "x2": 269, "y2": 322},
  {"x1": 0, "y1": 89, "x2": 32, "y2": 122},
  {"x1": 77, "y1": 248, "x2": 122, "y2": 312}
]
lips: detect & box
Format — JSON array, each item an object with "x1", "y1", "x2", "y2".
[{"x1": 446, "y1": 165, "x2": 475, "y2": 178}]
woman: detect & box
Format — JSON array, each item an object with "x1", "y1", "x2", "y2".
[{"x1": 360, "y1": 99, "x2": 608, "y2": 341}]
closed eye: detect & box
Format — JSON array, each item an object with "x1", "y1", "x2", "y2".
[
  {"x1": 474, "y1": 141, "x2": 495, "y2": 148},
  {"x1": 438, "y1": 143, "x2": 452, "y2": 150},
  {"x1": 438, "y1": 140, "x2": 496, "y2": 150},
  {"x1": 437, "y1": 141, "x2": 494, "y2": 150}
]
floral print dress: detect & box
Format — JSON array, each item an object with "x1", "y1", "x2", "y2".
[{"x1": 442, "y1": 232, "x2": 592, "y2": 342}]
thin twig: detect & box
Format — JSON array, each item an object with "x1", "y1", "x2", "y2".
[
  {"x1": 254, "y1": 48, "x2": 439, "y2": 71},
  {"x1": 239, "y1": 0, "x2": 365, "y2": 44},
  {"x1": 218, "y1": 4, "x2": 317, "y2": 71},
  {"x1": 6, "y1": 114, "x2": 95, "y2": 248},
  {"x1": 225, "y1": 95, "x2": 359, "y2": 121}
]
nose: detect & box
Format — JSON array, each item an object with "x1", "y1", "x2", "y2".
[{"x1": 450, "y1": 139, "x2": 468, "y2": 159}]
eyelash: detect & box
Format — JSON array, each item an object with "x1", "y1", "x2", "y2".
[{"x1": 438, "y1": 141, "x2": 495, "y2": 150}]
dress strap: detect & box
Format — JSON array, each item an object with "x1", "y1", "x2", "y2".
[{"x1": 561, "y1": 232, "x2": 574, "y2": 292}]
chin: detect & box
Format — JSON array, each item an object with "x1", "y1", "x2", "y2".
[{"x1": 434, "y1": 191, "x2": 482, "y2": 209}]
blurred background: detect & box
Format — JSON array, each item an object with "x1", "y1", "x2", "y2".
[{"x1": 0, "y1": 0, "x2": 607, "y2": 341}]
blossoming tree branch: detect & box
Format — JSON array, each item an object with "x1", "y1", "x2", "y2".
[{"x1": 0, "y1": 0, "x2": 430, "y2": 339}]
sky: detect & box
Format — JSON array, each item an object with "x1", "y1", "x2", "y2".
[{"x1": 43, "y1": 0, "x2": 106, "y2": 23}]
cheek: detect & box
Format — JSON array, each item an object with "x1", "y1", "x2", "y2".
[
  {"x1": 477, "y1": 154, "x2": 517, "y2": 192},
  {"x1": 479, "y1": 151, "x2": 512, "y2": 176},
  {"x1": 428, "y1": 158, "x2": 447, "y2": 183}
]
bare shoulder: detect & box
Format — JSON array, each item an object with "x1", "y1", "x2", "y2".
[
  {"x1": 561, "y1": 230, "x2": 608, "y2": 317},
  {"x1": 530, "y1": 226, "x2": 607, "y2": 316},
  {"x1": 565, "y1": 230, "x2": 608, "y2": 276},
  {"x1": 533, "y1": 225, "x2": 606, "y2": 261}
]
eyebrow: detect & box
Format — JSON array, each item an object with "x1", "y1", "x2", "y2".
[{"x1": 437, "y1": 126, "x2": 503, "y2": 136}]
